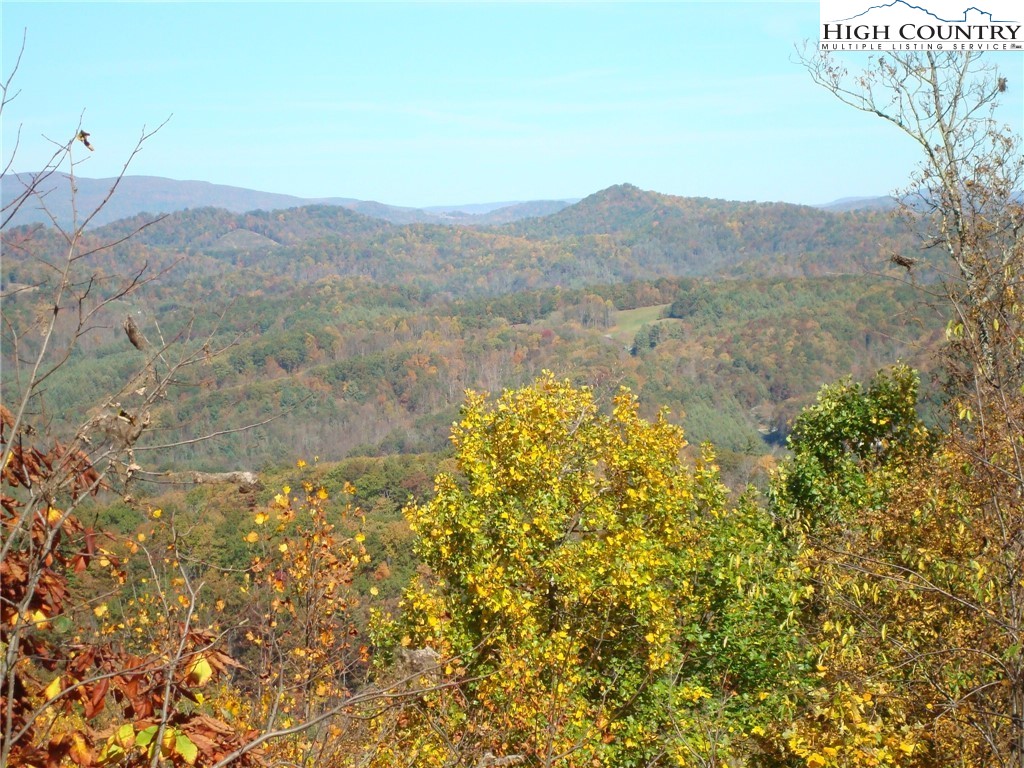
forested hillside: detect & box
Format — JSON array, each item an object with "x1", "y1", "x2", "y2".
[{"x1": 1, "y1": 183, "x2": 937, "y2": 476}]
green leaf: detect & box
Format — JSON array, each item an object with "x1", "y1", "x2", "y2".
[
  {"x1": 97, "y1": 742, "x2": 125, "y2": 767},
  {"x1": 135, "y1": 725, "x2": 159, "y2": 748}
]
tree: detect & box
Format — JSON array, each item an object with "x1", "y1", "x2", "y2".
[
  {"x1": 0, "y1": 40, "x2": 226, "y2": 767},
  {"x1": 372, "y1": 373, "x2": 802, "y2": 767},
  {"x1": 773, "y1": 365, "x2": 1024, "y2": 767},
  {"x1": 771, "y1": 364, "x2": 933, "y2": 535},
  {"x1": 771, "y1": 368, "x2": 943, "y2": 766},
  {"x1": 802, "y1": 51, "x2": 1023, "y2": 408},
  {"x1": 789, "y1": 50, "x2": 1024, "y2": 767}
]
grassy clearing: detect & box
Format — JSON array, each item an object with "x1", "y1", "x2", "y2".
[{"x1": 606, "y1": 303, "x2": 672, "y2": 346}]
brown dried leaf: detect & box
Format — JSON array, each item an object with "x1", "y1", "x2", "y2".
[{"x1": 83, "y1": 677, "x2": 109, "y2": 719}]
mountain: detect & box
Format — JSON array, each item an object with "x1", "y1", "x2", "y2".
[
  {"x1": 509, "y1": 183, "x2": 844, "y2": 239},
  {"x1": 89, "y1": 203, "x2": 392, "y2": 252},
  {"x1": 467, "y1": 199, "x2": 574, "y2": 225},
  {"x1": 424, "y1": 200, "x2": 531, "y2": 215},
  {"x1": 499, "y1": 183, "x2": 913, "y2": 279},
  {"x1": 4, "y1": 183, "x2": 923, "y2": 317},
  {"x1": 815, "y1": 195, "x2": 898, "y2": 212},
  {"x1": 0, "y1": 173, "x2": 357, "y2": 228},
  {"x1": 40, "y1": 182, "x2": 917, "y2": 292},
  {"x1": 507, "y1": 183, "x2": 671, "y2": 236},
  {"x1": 1, "y1": 173, "x2": 575, "y2": 229},
  {"x1": 3, "y1": 172, "x2": 897, "y2": 231}
]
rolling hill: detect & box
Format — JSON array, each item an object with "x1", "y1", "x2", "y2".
[{"x1": 1, "y1": 181, "x2": 938, "y2": 479}]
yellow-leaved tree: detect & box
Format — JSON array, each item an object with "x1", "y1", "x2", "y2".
[{"x1": 369, "y1": 373, "x2": 804, "y2": 767}]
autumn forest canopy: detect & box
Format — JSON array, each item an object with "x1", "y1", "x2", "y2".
[{"x1": 2, "y1": 51, "x2": 1023, "y2": 768}]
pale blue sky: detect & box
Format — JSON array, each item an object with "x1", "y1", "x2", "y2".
[{"x1": 2, "y1": 2, "x2": 1022, "y2": 207}]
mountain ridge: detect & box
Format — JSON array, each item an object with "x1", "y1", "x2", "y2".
[
  {"x1": 0, "y1": 172, "x2": 575, "y2": 229},
  {"x1": 2, "y1": 173, "x2": 889, "y2": 229}
]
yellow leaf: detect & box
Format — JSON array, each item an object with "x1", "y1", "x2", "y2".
[
  {"x1": 806, "y1": 754, "x2": 828, "y2": 768},
  {"x1": 114, "y1": 723, "x2": 136, "y2": 748},
  {"x1": 69, "y1": 733, "x2": 91, "y2": 765},
  {"x1": 44, "y1": 676, "x2": 62, "y2": 701},
  {"x1": 160, "y1": 727, "x2": 176, "y2": 758},
  {"x1": 186, "y1": 654, "x2": 214, "y2": 686}
]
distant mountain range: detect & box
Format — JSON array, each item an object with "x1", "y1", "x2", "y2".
[
  {"x1": 0, "y1": 173, "x2": 577, "y2": 229},
  {"x1": 1, "y1": 172, "x2": 891, "y2": 229},
  {"x1": 816, "y1": 195, "x2": 898, "y2": 212}
]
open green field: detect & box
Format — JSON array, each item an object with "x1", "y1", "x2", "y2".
[{"x1": 607, "y1": 303, "x2": 671, "y2": 345}]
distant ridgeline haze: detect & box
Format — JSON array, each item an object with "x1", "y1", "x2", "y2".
[{"x1": 0, "y1": 172, "x2": 577, "y2": 229}]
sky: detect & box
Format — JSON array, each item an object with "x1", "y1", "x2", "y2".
[{"x1": 2, "y1": 2, "x2": 1022, "y2": 208}]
